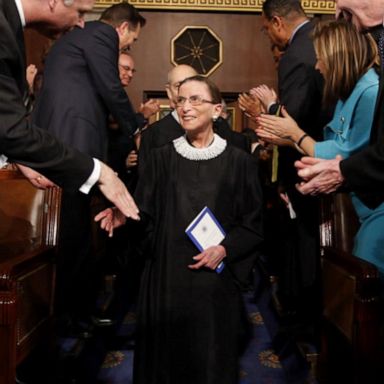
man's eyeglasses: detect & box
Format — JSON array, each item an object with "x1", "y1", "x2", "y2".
[
  {"x1": 175, "y1": 95, "x2": 215, "y2": 107},
  {"x1": 119, "y1": 64, "x2": 137, "y2": 74}
]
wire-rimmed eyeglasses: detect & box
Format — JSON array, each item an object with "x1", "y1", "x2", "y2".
[{"x1": 175, "y1": 95, "x2": 215, "y2": 107}]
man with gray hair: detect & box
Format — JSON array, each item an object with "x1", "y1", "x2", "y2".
[
  {"x1": 30, "y1": 2, "x2": 147, "y2": 340},
  {"x1": 0, "y1": 0, "x2": 139, "y2": 219}
]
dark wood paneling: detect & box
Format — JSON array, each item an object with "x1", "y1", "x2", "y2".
[
  {"x1": 128, "y1": 11, "x2": 277, "y2": 108},
  {"x1": 24, "y1": 29, "x2": 51, "y2": 71}
]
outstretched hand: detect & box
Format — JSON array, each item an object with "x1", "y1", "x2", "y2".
[
  {"x1": 97, "y1": 162, "x2": 140, "y2": 221},
  {"x1": 95, "y1": 207, "x2": 127, "y2": 237}
]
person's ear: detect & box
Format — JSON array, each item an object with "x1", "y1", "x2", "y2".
[
  {"x1": 271, "y1": 15, "x2": 283, "y2": 31},
  {"x1": 48, "y1": 0, "x2": 59, "y2": 11},
  {"x1": 165, "y1": 84, "x2": 173, "y2": 102},
  {"x1": 116, "y1": 21, "x2": 129, "y2": 37},
  {"x1": 214, "y1": 103, "x2": 223, "y2": 118}
]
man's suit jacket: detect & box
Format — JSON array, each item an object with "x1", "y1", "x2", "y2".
[
  {"x1": 138, "y1": 113, "x2": 250, "y2": 176},
  {"x1": 32, "y1": 21, "x2": 142, "y2": 160},
  {"x1": 275, "y1": 20, "x2": 326, "y2": 185},
  {"x1": 340, "y1": 73, "x2": 384, "y2": 208},
  {"x1": 0, "y1": 0, "x2": 93, "y2": 190},
  {"x1": 270, "y1": 20, "x2": 326, "y2": 291}
]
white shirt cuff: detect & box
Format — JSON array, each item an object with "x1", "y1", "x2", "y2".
[
  {"x1": 79, "y1": 158, "x2": 100, "y2": 194},
  {"x1": 0, "y1": 154, "x2": 8, "y2": 168}
]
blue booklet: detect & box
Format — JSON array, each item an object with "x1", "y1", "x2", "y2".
[{"x1": 185, "y1": 206, "x2": 226, "y2": 273}]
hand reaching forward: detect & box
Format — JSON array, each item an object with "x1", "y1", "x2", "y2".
[
  {"x1": 188, "y1": 245, "x2": 226, "y2": 271},
  {"x1": 16, "y1": 164, "x2": 57, "y2": 189},
  {"x1": 95, "y1": 207, "x2": 127, "y2": 237},
  {"x1": 97, "y1": 162, "x2": 140, "y2": 220}
]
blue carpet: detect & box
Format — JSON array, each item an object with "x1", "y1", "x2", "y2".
[
  {"x1": 97, "y1": 290, "x2": 315, "y2": 384},
  {"x1": 17, "y1": 273, "x2": 316, "y2": 383}
]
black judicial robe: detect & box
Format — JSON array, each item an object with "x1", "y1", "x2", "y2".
[{"x1": 133, "y1": 137, "x2": 263, "y2": 384}]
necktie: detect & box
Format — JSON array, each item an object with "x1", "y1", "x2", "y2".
[
  {"x1": 379, "y1": 32, "x2": 384, "y2": 70},
  {"x1": 271, "y1": 105, "x2": 281, "y2": 183},
  {"x1": 368, "y1": 25, "x2": 384, "y2": 70}
]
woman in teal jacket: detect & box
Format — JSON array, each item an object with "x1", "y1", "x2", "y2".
[{"x1": 256, "y1": 20, "x2": 383, "y2": 278}]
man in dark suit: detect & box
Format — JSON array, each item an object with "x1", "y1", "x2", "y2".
[
  {"x1": 296, "y1": 0, "x2": 384, "y2": 211},
  {"x1": 31, "y1": 2, "x2": 146, "y2": 336},
  {"x1": 139, "y1": 64, "x2": 250, "y2": 174},
  {"x1": 258, "y1": 0, "x2": 327, "y2": 348},
  {"x1": 0, "y1": 0, "x2": 139, "y2": 219}
]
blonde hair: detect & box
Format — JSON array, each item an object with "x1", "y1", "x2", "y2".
[{"x1": 313, "y1": 19, "x2": 379, "y2": 107}]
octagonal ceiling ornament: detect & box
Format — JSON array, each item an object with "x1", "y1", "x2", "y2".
[{"x1": 171, "y1": 26, "x2": 223, "y2": 76}]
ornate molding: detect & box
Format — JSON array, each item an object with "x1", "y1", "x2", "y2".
[
  {"x1": 171, "y1": 26, "x2": 223, "y2": 76},
  {"x1": 95, "y1": 0, "x2": 336, "y2": 14}
]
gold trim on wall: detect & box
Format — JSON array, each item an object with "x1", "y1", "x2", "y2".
[{"x1": 95, "y1": 0, "x2": 336, "y2": 14}]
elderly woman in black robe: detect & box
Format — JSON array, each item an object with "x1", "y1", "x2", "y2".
[{"x1": 96, "y1": 75, "x2": 263, "y2": 384}]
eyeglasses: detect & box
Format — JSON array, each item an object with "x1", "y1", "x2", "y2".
[
  {"x1": 175, "y1": 95, "x2": 215, "y2": 107},
  {"x1": 119, "y1": 64, "x2": 137, "y2": 74}
]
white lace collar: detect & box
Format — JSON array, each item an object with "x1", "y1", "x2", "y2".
[{"x1": 173, "y1": 133, "x2": 227, "y2": 161}]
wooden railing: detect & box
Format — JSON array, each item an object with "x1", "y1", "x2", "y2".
[
  {"x1": 0, "y1": 166, "x2": 61, "y2": 384},
  {"x1": 319, "y1": 194, "x2": 382, "y2": 383}
]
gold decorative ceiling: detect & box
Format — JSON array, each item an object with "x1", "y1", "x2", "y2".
[{"x1": 94, "y1": 0, "x2": 336, "y2": 14}]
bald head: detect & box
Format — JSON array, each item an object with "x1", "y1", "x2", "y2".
[
  {"x1": 335, "y1": 0, "x2": 384, "y2": 30},
  {"x1": 166, "y1": 65, "x2": 198, "y2": 108}
]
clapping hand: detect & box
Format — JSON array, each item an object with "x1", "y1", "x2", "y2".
[
  {"x1": 250, "y1": 85, "x2": 278, "y2": 112},
  {"x1": 256, "y1": 106, "x2": 301, "y2": 142},
  {"x1": 238, "y1": 92, "x2": 263, "y2": 120},
  {"x1": 295, "y1": 155, "x2": 344, "y2": 195}
]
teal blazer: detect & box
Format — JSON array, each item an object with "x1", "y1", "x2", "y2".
[{"x1": 315, "y1": 68, "x2": 379, "y2": 159}]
